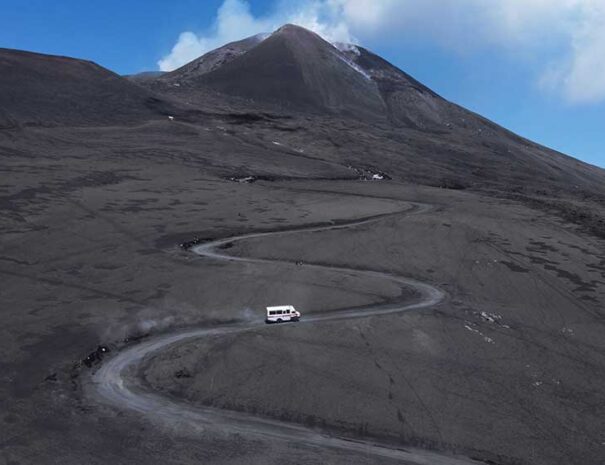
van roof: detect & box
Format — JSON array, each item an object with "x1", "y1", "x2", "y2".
[{"x1": 266, "y1": 305, "x2": 294, "y2": 310}]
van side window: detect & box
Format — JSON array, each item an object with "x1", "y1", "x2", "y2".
[{"x1": 269, "y1": 311, "x2": 276, "y2": 315}]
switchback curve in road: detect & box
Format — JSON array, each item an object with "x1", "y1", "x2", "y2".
[{"x1": 88, "y1": 201, "x2": 480, "y2": 465}]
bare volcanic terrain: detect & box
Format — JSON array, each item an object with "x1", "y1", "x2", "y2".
[
  {"x1": 0, "y1": 48, "x2": 175, "y2": 128},
  {"x1": 1, "y1": 24, "x2": 605, "y2": 465}
]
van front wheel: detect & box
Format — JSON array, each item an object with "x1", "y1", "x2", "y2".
[{"x1": 276, "y1": 318, "x2": 283, "y2": 323}]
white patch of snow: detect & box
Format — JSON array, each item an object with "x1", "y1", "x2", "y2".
[
  {"x1": 272, "y1": 141, "x2": 282, "y2": 146},
  {"x1": 480, "y1": 312, "x2": 495, "y2": 323},
  {"x1": 372, "y1": 174, "x2": 384, "y2": 180},
  {"x1": 168, "y1": 116, "x2": 175, "y2": 121},
  {"x1": 464, "y1": 324, "x2": 478, "y2": 334},
  {"x1": 464, "y1": 322, "x2": 495, "y2": 344},
  {"x1": 228, "y1": 176, "x2": 256, "y2": 183},
  {"x1": 333, "y1": 51, "x2": 372, "y2": 81},
  {"x1": 480, "y1": 311, "x2": 502, "y2": 323}
]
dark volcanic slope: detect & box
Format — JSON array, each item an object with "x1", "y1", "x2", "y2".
[
  {"x1": 158, "y1": 34, "x2": 266, "y2": 84},
  {"x1": 143, "y1": 26, "x2": 605, "y2": 207},
  {"x1": 0, "y1": 48, "x2": 171, "y2": 127},
  {"x1": 172, "y1": 25, "x2": 386, "y2": 119},
  {"x1": 342, "y1": 45, "x2": 605, "y2": 193},
  {"x1": 341, "y1": 44, "x2": 448, "y2": 129}
]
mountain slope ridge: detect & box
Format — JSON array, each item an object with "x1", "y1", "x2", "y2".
[{"x1": 0, "y1": 47, "x2": 173, "y2": 127}]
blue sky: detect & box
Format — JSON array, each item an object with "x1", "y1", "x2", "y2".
[{"x1": 1, "y1": 0, "x2": 604, "y2": 168}]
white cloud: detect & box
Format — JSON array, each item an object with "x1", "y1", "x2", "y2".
[
  {"x1": 157, "y1": 0, "x2": 354, "y2": 72},
  {"x1": 159, "y1": 0, "x2": 605, "y2": 104},
  {"x1": 158, "y1": 0, "x2": 272, "y2": 71},
  {"x1": 540, "y1": 1, "x2": 605, "y2": 104}
]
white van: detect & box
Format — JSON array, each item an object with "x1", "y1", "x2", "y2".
[{"x1": 266, "y1": 305, "x2": 301, "y2": 324}]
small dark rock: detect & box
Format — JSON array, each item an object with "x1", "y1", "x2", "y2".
[{"x1": 175, "y1": 368, "x2": 192, "y2": 379}]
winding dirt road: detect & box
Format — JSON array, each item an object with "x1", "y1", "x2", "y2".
[{"x1": 88, "y1": 202, "x2": 480, "y2": 464}]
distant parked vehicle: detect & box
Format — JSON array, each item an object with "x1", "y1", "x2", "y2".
[{"x1": 266, "y1": 305, "x2": 300, "y2": 324}]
